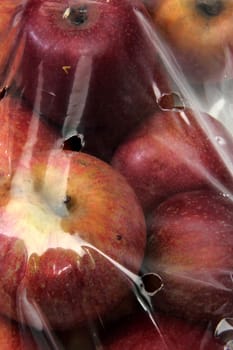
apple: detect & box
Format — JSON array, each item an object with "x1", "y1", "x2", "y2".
[
  {"x1": 143, "y1": 0, "x2": 233, "y2": 82},
  {"x1": 102, "y1": 311, "x2": 223, "y2": 349},
  {"x1": 111, "y1": 108, "x2": 233, "y2": 213},
  {"x1": 0, "y1": 148, "x2": 146, "y2": 331},
  {"x1": 144, "y1": 190, "x2": 233, "y2": 326},
  {"x1": 13, "y1": 0, "x2": 173, "y2": 162}
]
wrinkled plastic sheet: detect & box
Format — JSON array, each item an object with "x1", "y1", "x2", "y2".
[{"x1": 0, "y1": 0, "x2": 232, "y2": 349}]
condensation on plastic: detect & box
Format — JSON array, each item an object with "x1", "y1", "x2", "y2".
[{"x1": 0, "y1": 0, "x2": 232, "y2": 349}]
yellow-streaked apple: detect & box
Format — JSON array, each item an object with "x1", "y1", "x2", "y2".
[
  {"x1": 0, "y1": 148, "x2": 146, "y2": 330},
  {"x1": 145, "y1": 0, "x2": 233, "y2": 82}
]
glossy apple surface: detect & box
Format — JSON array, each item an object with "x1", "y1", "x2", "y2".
[
  {"x1": 0, "y1": 148, "x2": 146, "y2": 331},
  {"x1": 144, "y1": 190, "x2": 233, "y2": 325},
  {"x1": 0, "y1": 1, "x2": 27, "y2": 84},
  {"x1": 14, "y1": 0, "x2": 172, "y2": 161},
  {"x1": 102, "y1": 312, "x2": 222, "y2": 349},
  {"x1": 112, "y1": 108, "x2": 233, "y2": 213},
  {"x1": 144, "y1": 0, "x2": 233, "y2": 82},
  {"x1": 0, "y1": 95, "x2": 60, "y2": 182}
]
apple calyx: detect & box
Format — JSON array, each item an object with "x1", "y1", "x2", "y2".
[
  {"x1": 196, "y1": 0, "x2": 224, "y2": 17},
  {"x1": 63, "y1": 6, "x2": 88, "y2": 26}
]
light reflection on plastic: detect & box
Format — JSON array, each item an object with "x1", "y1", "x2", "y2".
[
  {"x1": 17, "y1": 287, "x2": 64, "y2": 349},
  {"x1": 62, "y1": 55, "x2": 93, "y2": 140},
  {"x1": 215, "y1": 318, "x2": 233, "y2": 349}
]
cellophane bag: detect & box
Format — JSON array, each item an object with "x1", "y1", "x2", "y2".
[{"x1": 0, "y1": 0, "x2": 233, "y2": 349}]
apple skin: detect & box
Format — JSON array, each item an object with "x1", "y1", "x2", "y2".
[
  {"x1": 102, "y1": 312, "x2": 223, "y2": 350},
  {"x1": 13, "y1": 0, "x2": 172, "y2": 162},
  {"x1": 144, "y1": 190, "x2": 233, "y2": 326},
  {"x1": 58, "y1": 325, "x2": 99, "y2": 350},
  {"x1": 144, "y1": 0, "x2": 233, "y2": 83},
  {"x1": 0, "y1": 149, "x2": 146, "y2": 331},
  {"x1": 0, "y1": 1, "x2": 27, "y2": 84},
  {"x1": 0, "y1": 95, "x2": 60, "y2": 184},
  {"x1": 0, "y1": 315, "x2": 40, "y2": 350},
  {"x1": 111, "y1": 108, "x2": 233, "y2": 213}
]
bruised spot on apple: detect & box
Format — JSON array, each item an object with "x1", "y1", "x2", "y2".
[
  {"x1": 0, "y1": 149, "x2": 146, "y2": 330},
  {"x1": 144, "y1": 190, "x2": 233, "y2": 326},
  {"x1": 112, "y1": 108, "x2": 233, "y2": 214}
]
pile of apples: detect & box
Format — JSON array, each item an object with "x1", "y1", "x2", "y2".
[{"x1": 0, "y1": 0, "x2": 233, "y2": 349}]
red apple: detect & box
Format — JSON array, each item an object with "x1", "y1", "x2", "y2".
[
  {"x1": 111, "y1": 108, "x2": 233, "y2": 213},
  {"x1": 0, "y1": 148, "x2": 146, "y2": 331},
  {"x1": 144, "y1": 190, "x2": 233, "y2": 326},
  {"x1": 13, "y1": 0, "x2": 173, "y2": 161},
  {"x1": 102, "y1": 312, "x2": 223, "y2": 349},
  {"x1": 144, "y1": 0, "x2": 233, "y2": 82}
]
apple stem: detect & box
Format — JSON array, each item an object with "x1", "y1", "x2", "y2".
[
  {"x1": 63, "y1": 6, "x2": 88, "y2": 26},
  {"x1": 196, "y1": 0, "x2": 224, "y2": 17}
]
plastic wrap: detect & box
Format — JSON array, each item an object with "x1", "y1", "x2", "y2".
[{"x1": 0, "y1": 0, "x2": 232, "y2": 349}]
